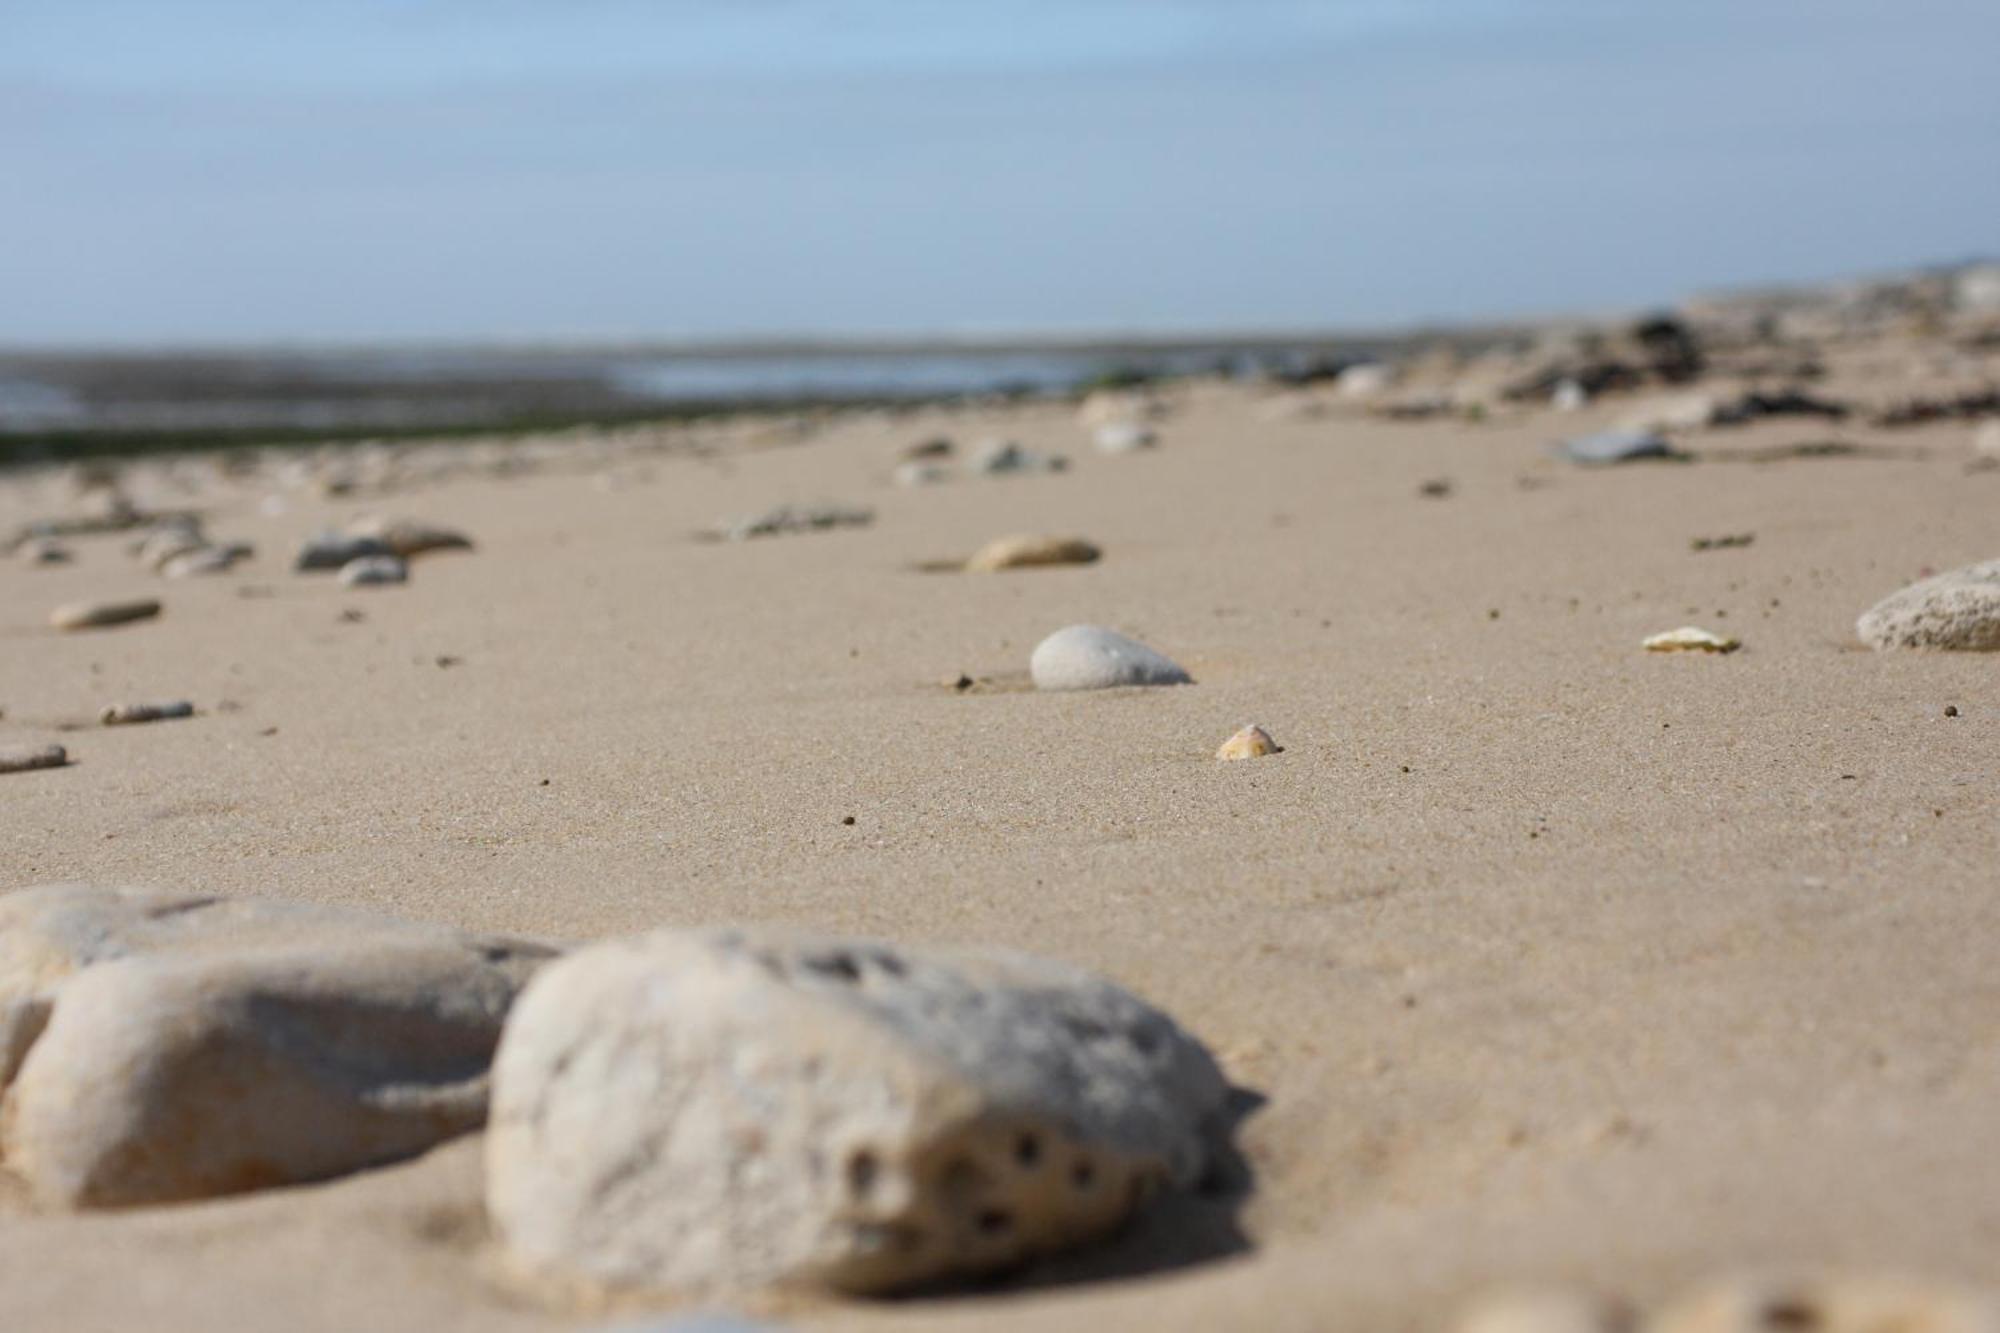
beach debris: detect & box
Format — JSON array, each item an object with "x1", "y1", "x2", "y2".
[
  {"x1": 1710, "y1": 387, "x2": 1851, "y2": 425},
  {"x1": 1030, "y1": 625, "x2": 1192, "y2": 690},
  {"x1": 1618, "y1": 392, "x2": 1719, "y2": 433},
  {"x1": 710, "y1": 503, "x2": 874, "y2": 542},
  {"x1": 1643, "y1": 626, "x2": 1740, "y2": 654},
  {"x1": 346, "y1": 516, "x2": 474, "y2": 558},
  {"x1": 1093, "y1": 421, "x2": 1157, "y2": 454},
  {"x1": 1554, "y1": 429, "x2": 1682, "y2": 466},
  {"x1": 1650, "y1": 1276, "x2": 1997, "y2": 1333},
  {"x1": 485, "y1": 926, "x2": 1230, "y2": 1297},
  {"x1": 100, "y1": 701, "x2": 195, "y2": 726},
  {"x1": 135, "y1": 521, "x2": 208, "y2": 572},
  {"x1": 964, "y1": 534, "x2": 1101, "y2": 573},
  {"x1": 1874, "y1": 387, "x2": 2000, "y2": 428},
  {"x1": 338, "y1": 554, "x2": 409, "y2": 587},
  {"x1": 0, "y1": 743, "x2": 67, "y2": 774},
  {"x1": 1454, "y1": 1287, "x2": 1632, "y2": 1333},
  {"x1": 1216, "y1": 724, "x2": 1281, "y2": 761},
  {"x1": 1550, "y1": 378, "x2": 1588, "y2": 412},
  {"x1": 0, "y1": 883, "x2": 556, "y2": 1208},
  {"x1": 1856, "y1": 558, "x2": 2000, "y2": 650},
  {"x1": 295, "y1": 530, "x2": 396, "y2": 572},
  {"x1": 19, "y1": 538, "x2": 72, "y2": 565},
  {"x1": 974, "y1": 440, "x2": 1068, "y2": 476},
  {"x1": 1689, "y1": 533, "x2": 1755, "y2": 551},
  {"x1": 49, "y1": 597, "x2": 161, "y2": 632},
  {"x1": 900, "y1": 436, "x2": 954, "y2": 460},
  {"x1": 1335, "y1": 362, "x2": 1396, "y2": 399},
  {"x1": 1078, "y1": 388, "x2": 1166, "y2": 426},
  {"x1": 893, "y1": 461, "x2": 952, "y2": 487},
  {"x1": 161, "y1": 543, "x2": 253, "y2": 578}
]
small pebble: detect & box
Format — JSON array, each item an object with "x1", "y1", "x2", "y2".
[
  {"x1": 1216, "y1": 724, "x2": 1281, "y2": 761},
  {"x1": 101, "y1": 701, "x2": 195, "y2": 726},
  {"x1": 346, "y1": 516, "x2": 474, "y2": 558},
  {"x1": 295, "y1": 531, "x2": 396, "y2": 572},
  {"x1": 1418, "y1": 478, "x2": 1454, "y2": 498},
  {"x1": 338, "y1": 555, "x2": 409, "y2": 587},
  {"x1": 1643, "y1": 626, "x2": 1740, "y2": 654},
  {"x1": 1944, "y1": 704, "x2": 1959, "y2": 717},
  {"x1": 0, "y1": 743, "x2": 67, "y2": 774},
  {"x1": 964, "y1": 534, "x2": 1101, "y2": 573},
  {"x1": 840, "y1": 815, "x2": 856, "y2": 826},
  {"x1": 1093, "y1": 421, "x2": 1156, "y2": 454},
  {"x1": 20, "y1": 538, "x2": 72, "y2": 565},
  {"x1": 50, "y1": 598, "x2": 162, "y2": 632}
]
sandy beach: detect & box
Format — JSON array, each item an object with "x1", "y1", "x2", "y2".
[{"x1": 2, "y1": 319, "x2": 1997, "y2": 1330}]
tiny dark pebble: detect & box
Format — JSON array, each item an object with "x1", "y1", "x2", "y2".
[
  {"x1": 1418, "y1": 478, "x2": 1453, "y2": 498},
  {"x1": 1400, "y1": 765, "x2": 1411, "y2": 773},
  {"x1": 339, "y1": 608, "x2": 366, "y2": 623},
  {"x1": 1487, "y1": 609, "x2": 1501, "y2": 620},
  {"x1": 258, "y1": 726, "x2": 278, "y2": 737},
  {"x1": 1944, "y1": 705, "x2": 1959, "y2": 717},
  {"x1": 841, "y1": 815, "x2": 856, "y2": 826},
  {"x1": 953, "y1": 674, "x2": 974, "y2": 691},
  {"x1": 1840, "y1": 774, "x2": 1857, "y2": 780},
  {"x1": 436, "y1": 655, "x2": 461, "y2": 669},
  {"x1": 539, "y1": 778, "x2": 550, "y2": 786}
]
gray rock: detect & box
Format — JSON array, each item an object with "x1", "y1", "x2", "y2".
[
  {"x1": 19, "y1": 538, "x2": 72, "y2": 565},
  {"x1": 49, "y1": 597, "x2": 161, "y2": 631},
  {"x1": 161, "y1": 542, "x2": 253, "y2": 578},
  {"x1": 974, "y1": 441, "x2": 1068, "y2": 476},
  {"x1": 711, "y1": 504, "x2": 874, "y2": 542},
  {"x1": 1552, "y1": 428, "x2": 1681, "y2": 465},
  {"x1": 338, "y1": 554, "x2": 409, "y2": 586},
  {"x1": 487, "y1": 927, "x2": 1229, "y2": 1298},
  {"x1": 295, "y1": 530, "x2": 395, "y2": 572},
  {"x1": 1857, "y1": 559, "x2": 2000, "y2": 650},
  {"x1": 0, "y1": 883, "x2": 555, "y2": 1207},
  {"x1": 1029, "y1": 625, "x2": 1192, "y2": 691},
  {"x1": 100, "y1": 700, "x2": 195, "y2": 726},
  {"x1": 0, "y1": 744, "x2": 66, "y2": 775}
]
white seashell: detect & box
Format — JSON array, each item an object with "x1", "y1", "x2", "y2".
[
  {"x1": 1642, "y1": 626, "x2": 1740, "y2": 653},
  {"x1": 1215, "y1": 724, "x2": 1281, "y2": 761}
]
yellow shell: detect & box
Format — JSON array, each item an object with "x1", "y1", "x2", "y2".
[
  {"x1": 1642, "y1": 626, "x2": 1739, "y2": 654},
  {"x1": 1216, "y1": 725, "x2": 1281, "y2": 761}
]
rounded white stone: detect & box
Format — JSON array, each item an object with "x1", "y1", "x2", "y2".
[{"x1": 1030, "y1": 625, "x2": 1191, "y2": 691}]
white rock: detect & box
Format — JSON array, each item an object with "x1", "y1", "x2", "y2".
[
  {"x1": 338, "y1": 554, "x2": 409, "y2": 586},
  {"x1": 1092, "y1": 421, "x2": 1156, "y2": 454},
  {"x1": 1030, "y1": 625, "x2": 1192, "y2": 690},
  {"x1": 487, "y1": 927, "x2": 1229, "y2": 1297},
  {"x1": 1077, "y1": 389, "x2": 1165, "y2": 426},
  {"x1": 1335, "y1": 362, "x2": 1396, "y2": 399},
  {"x1": 1551, "y1": 378, "x2": 1589, "y2": 411},
  {"x1": 0, "y1": 883, "x2": 555, "y2": 1207},
  {"x1": 893, "y1": 461, "x2": 952, "y2": 487},
  {"x1": 160, "y1": 543, "x2": 251, "y2": 578},
  {"x1": 964, "y1": 535, "x2": 1100, "y2": 573},
  {"x1": 1857, "y1": 559, "x2": 2000, "y2": 650}
]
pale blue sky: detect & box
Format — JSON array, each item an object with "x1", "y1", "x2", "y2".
[{"x1": 4, "y1": 2, "x2": 1997, "y2": 343}]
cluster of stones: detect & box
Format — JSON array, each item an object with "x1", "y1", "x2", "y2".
[{"x1": 0, "y1": 883, "x2": 1232, "y2": 1306}]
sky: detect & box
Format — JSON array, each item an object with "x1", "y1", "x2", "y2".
[{"x1": 4, "y1": 1, "x2": 1998, "y2": 344}]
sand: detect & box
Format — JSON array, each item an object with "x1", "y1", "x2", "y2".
[{"x1": 2, "y1": 355, "x2": 1997, "y2": 1329}]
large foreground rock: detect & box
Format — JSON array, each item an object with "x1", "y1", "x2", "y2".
[
  {"x1": 0, "y1": 883, "x2": 554, "y2": 1207},
  {"x1": 487, "y1": 927, "x2": 1230, "y2": 1298},
  {"x1": 1856, "y1": 558, "x2": 2000, "y2": 650},
  {"x1": 1030, "y1": 625, "x2": 1192, "y2": 690}
]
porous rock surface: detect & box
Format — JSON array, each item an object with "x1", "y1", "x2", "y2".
[
  {"x1": 0, "y1": 883, "x2": 554, "y2": 1207},
  {"x1": 486, "y1": 926, "x2": 1230, "y2": 1298},
  {"x1": 1856, "y1": 558, "x2": 2000, "y2": 650}
]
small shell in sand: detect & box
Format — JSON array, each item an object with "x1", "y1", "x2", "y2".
[
  {"x1": 1216, "y1": 724, "x2": 1282, "y2": 761},
  {"x1": 1643, "y1": 626, "x2": 1740, "y2": 654},
  {"x1": 0, "y1": 743, "x2": 67, "y2": 774},
  {"x1": 339, "y1": 555, "x2": 409, "y2": 587},
  {"x1": 101, "y1": 701, "x2": 196, "y2": 726},
  {"x1": 50, "y1": 598, "x2": 161, "y2": 632}
]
